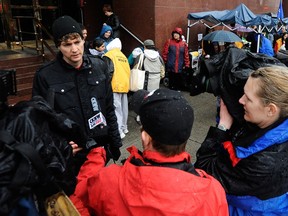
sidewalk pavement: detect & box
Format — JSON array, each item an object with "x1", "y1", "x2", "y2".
[{"x1": 117, "y1": 89, "x2": 217, "y2": 164}]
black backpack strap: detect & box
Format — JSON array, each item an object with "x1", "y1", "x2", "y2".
[
  {"x1": 13, "y1": 143, "x2": 50, "y2": 183},
  {"x1": 129, "y1": 154, "x2": 200, "y2": 177},
  {"x1": 144, "y1": 71, "x2": 149, "y2": 90},
  {"x1": 0, "y1": 131, "x2": 53, "y2": 189},
  {"x1": 0, "y1": 130, "x2": 16, "y2": 146}
]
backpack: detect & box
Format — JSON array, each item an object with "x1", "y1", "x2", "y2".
[{"x1": 0, "y1": 96, "x2": 86, "y2": 215}]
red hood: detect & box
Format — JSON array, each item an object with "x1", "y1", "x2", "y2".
[{"x1": 172, "y1": 27, "x2": 183, "y2": 36}]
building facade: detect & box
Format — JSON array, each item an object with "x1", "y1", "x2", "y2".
[{"x1": 1, "y1": 0, "x2": 285, "y2": 55}]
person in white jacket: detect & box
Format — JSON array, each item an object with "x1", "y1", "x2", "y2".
[{"x1": 133, "y1": 39, "x2": 165, "y2": 91}]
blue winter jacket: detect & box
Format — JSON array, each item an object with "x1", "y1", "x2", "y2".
[
  {"x1": 96, "y1": 25, "x2": 114, "y2": 53},
  {"x1": 259, "y1": 35, "x2": 274, "y2": 57},
  {"x1": 195, "y1": 119, "x2": 288, "y2": 215}
]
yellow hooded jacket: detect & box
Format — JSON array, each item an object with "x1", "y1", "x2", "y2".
[{"x1": 104, "y1": 39, "x2": 130, "y2": 93}]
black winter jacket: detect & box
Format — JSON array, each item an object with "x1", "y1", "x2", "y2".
[
  {"x1": 105, "y1": 13, "x2": 120, "y2": 38},
  {"x1": 195, "y1": 119, "x2": 288, "y2": 200},
  {"x1": 32, "y1": 53, "x2": 122, "y2": 172}
]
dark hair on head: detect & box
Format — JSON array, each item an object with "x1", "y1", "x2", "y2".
[
  {"x1": 151, "y1": 140, "x2": 187, "y2": 157},
  {"x1": 103, "y1": 4, "x2": 112, "y2": 13},
  {"x1": 93, "y1": 38, "x2": 105, "y2": 48},
  {"x1": 78, "y1": 23, "x2": 86, "y2": 31},
  {"x1": 145, "y1": 45, "x2": 157, "y2": 51},
  {"x1": 282, "y1": 32, "x2": 288, "y2": 42},
  {"x1": 55, "y1": 32, "x2": 82, "y2": 47},
  {"x1": 285, "y1": 37, "x2": 288, "y2": 50}
]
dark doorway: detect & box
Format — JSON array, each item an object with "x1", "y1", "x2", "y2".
[{"x1": 59, "y1": 0, "x2": 82, "y2": 22}]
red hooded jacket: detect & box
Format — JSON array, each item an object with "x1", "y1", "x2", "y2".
[
  {"x1": 70, "y1": 146, "x2": 228, "y2": 216},
  {"x1": 162, "y1": 27, "x2": 190, "y2": 73}
]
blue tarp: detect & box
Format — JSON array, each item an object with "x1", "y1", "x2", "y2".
[
  {"x1": 282, "y1": 17, "x2": 288, "y2": 25},
  {"x1": 187, "y1": 10, "x2": 229, "y2": 24},
  {"x1": 186, "y1": 3, "x2": 287, "y2": 46},
  {"x1": 220, "y1": 4, "x2": 257, "y2": 26},
  {"x1": 247, "y1": 14, "x2": 272, "y2": 27},
  {"x1": 187, "y1": 3, "x2": 283, "y2": 28}
]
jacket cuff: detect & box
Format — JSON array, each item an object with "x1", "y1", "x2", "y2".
[{"x1": 206, "y1": 126, "x2": 230, "y2": 142}]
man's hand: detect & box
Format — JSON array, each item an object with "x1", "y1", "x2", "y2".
[{"x1": 69, "y1": 141, "x2": 83, "y2": 156}]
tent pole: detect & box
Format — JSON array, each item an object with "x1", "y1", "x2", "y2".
[
  {"x1": 256, "y1": 25, "x2": 261, "y2": 53},
  {"x1": 187, "y1": 20, "x2": 190, "y2": 44}
]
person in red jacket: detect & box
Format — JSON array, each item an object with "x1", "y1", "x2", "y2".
[
  {"x1": 162, "y1": 27, "x2": 190, "y2": 90},
  {"x1": 70, "y1": 88, "x2": 228, "y2": 216}
]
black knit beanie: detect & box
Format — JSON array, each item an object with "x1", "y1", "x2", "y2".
[
  {"x1": 52, "y1": 16, "x2": 83, "y2": 47},
  {"x1": 131, "y1": 89, "x2": 194, "y2": 145}
]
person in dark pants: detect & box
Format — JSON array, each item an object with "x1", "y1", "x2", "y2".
[
  {"x1": 32, "y1": 16, "x2": 122, "y2": 177},
  {"x1": 162, "y1": 27, "x2": 190, "y2": 90}
]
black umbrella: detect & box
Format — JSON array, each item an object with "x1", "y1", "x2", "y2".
[{"x1": 203, "y1": 30, "x2": 242, "y2": 43}]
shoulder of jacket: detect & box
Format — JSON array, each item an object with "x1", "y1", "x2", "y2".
[
  {"x1": 166, "y1": 39, "x2": 171, "y2": 44},
  {"x1": 36, "y1": 59, "x2": 58, "y2": 72},
  {"x1": 88, "y1": 55, "x2": 107, "y2": 66}
]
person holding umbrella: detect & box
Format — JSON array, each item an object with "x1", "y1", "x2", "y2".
[{"x1": 202, "y1": 29, "x2": 243, "y2": 57}]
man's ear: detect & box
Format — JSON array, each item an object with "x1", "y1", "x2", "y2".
[{"x1": 141, "y1": 130, "x2": 153, "y2": 151}]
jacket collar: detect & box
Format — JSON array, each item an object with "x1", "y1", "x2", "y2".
[
  {"x1": 126, "y1": 145, "x2": 191, "y2": 164},
  {"x1": 235, "y1": 118, "x2": 288, "y2": 158},
  {"x1": 57, "y1": 52, "x2": 92, "y2": 71}
]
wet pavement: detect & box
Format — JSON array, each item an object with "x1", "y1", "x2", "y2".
[{"x1": 117, "y1": 87, "x2": 216, "y2": 164}]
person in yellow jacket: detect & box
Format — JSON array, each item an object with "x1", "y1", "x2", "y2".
[
  {"x1": 274, "y1": 32, "x2": 288, "y2": 54},
  {"x1": 104, "y1": 38, "x2": 130, "y2": 139}
]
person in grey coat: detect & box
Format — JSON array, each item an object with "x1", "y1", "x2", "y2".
[{"x1": 133, "y1": 39, "x2": 165, "y2": 91}]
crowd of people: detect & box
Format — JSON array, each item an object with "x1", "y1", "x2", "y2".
[
  {"x1": 202, "y1": 25, "x2": 288, "y2": 60},
  {"x1": 2, "y1": 5, "x2": 288, "y2": 215}
]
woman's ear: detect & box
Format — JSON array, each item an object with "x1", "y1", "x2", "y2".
[{"x1": 267, "y1": 103, "x2": 279, "y2": 117}]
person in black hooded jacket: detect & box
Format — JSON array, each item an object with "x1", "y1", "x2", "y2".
[{"x1": 195, "y1": 66, "x2": 288, "y2": 215}]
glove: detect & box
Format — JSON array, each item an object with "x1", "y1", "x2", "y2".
[
  {"x1": 85, "y1": 138, "x2": 101, "y2": 150},
  {"x1": 107, "y1": 145, "x2": 121, "y2": 161}
]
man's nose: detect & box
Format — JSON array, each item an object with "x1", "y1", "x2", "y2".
[{"x1": 71, "y1": 44, "x2": 78, "y2": 52}]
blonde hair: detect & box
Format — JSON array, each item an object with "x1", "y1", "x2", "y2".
[{"x1": 250, "y1": 66, "x2": 288, "y2": 117}]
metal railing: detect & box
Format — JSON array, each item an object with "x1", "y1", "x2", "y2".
[
  {"x1": 120, "y1": 24, "x2": 143, "y2": 45},
  {"x1": 10, "y1": 1, "x2": 58, "y2": 60},
  {"x1": 13, "y1": 16, "x2": 56, "y2": 60}
]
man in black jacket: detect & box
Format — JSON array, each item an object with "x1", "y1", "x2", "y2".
[{"x1": 32, "y1": 16, "x2": 122, "y2": 175}]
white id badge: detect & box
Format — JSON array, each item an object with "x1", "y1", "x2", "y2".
[{"x1": 88, "y1": 112, "x2": 107, "y2": 129}]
